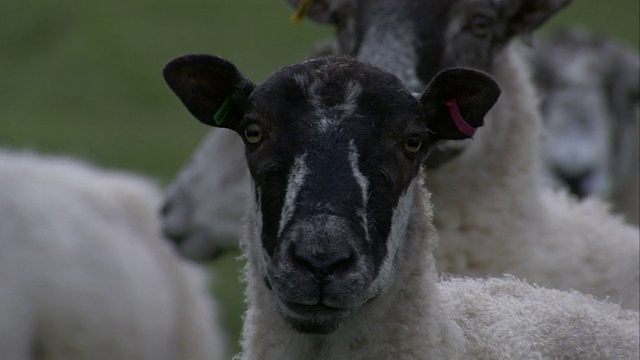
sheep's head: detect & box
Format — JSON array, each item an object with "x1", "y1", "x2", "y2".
[
  {"x1": 286, "y1": 0, "x2": 571, "y2": 167},
  {"x1": 164, "y1": 55, "x2": 499, "y2": 334},
  {"x1": 529, "y1": 29, "x2": 640, "y2": 199}
]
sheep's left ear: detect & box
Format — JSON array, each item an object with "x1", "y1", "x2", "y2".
[
  {"x1": 163, "y1": 54, "x2": 255, "y2": 131},
  {"x1": 504, "y1": 0, "x2": 573, "y2": 39},
  {"x1": 419, "y1": 68, "x2": 501, "y2": 140}
]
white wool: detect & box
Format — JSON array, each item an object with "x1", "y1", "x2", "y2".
[
  {"x1": 440, "y1": 275, "x2": 639, "y2": 359},
  {"x1": 237, "y1": 177, "x2": 639, "y2": 359},
  {"x1": 0, "y1": 150, "x2": 225, "y2": 359},
  {"x1": 429, "y1": 45, "x2": 640, "y2": 310}
]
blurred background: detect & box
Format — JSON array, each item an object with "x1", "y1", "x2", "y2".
[{"x1": 1, "y1": 0, "x2": 637, "y2": 355}]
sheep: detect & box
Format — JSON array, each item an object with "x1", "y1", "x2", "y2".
[
  {"x1": 161, "y1": 0, "x2": 640, "y2": 311},
  {"x1": 162, "y1": 128, "x2": 249, "y2": 260},
  {"x1": 0, "y1": 149, "x2": 225, "y2": 359},
  {"x1": 163, "y1": 54, "x2": 640, "y2": 359},
  {"x1": 527, "y1": 28, "x2": 640, "y2": 225}
]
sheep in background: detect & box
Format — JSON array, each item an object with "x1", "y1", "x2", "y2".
[
  {"x1": 0, "y1": 150, "x2": 225, "y2": 359},
  {"x1": 162, "y1": 128, "x2": 248, "y2": 260},
  {"x1": 528, "y1": 28, "x2": 640, "y2": 225},
  {"x1": 163, "y1": 54, "x2": 639, "y2": 359}
]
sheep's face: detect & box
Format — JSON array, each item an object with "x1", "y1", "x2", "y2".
[
  {"x1": 243, "y1": 61, "x2": 432, "y2": 334},
  {"x1": 530, "y1": 29, "x2": 640, "y2": 199},
  {"x1": 286, "y1": 0, "x2": 571, "y2": 167},
  {"x1": 163, "y1": 55, "x2": 500, "y2": 334},
  {"x1": 161, "y1": 130, "x2": 247, "y2": 260}
]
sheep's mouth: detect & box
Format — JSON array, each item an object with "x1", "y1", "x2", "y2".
[
  {"x1": 279, "y1": 300, "x2": 354, "y2": 334},
  {"x1": 269, "y1": 266, "x2": 374, "y2": 334},
  {"x1": 167, "y1": 228, "x2": 224, "y2": 261}
]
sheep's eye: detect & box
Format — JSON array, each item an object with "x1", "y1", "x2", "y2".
[
  {"x1": 404, "y1": 138, "x2": 422, "y2": 153},
  {"x1": 244, "y1": 124, "x2": 263, "y2": 144},
  {"x1": 469, "y1": 15, "x2": 492, "y2": 37}
]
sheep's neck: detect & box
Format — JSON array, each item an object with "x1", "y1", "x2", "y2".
[
  {"x1": 238, "y1": 182, "x2": 462, "y2": 360},
  {"x1": 427, "y1": 45, "x2": 546, "y2": 226},
  {"x1": 426, "y1": 45, "x2": 550, "y2": 277}
]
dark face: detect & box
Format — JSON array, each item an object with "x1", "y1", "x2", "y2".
[{"x1": 241, "y1": 58, "x2": 432, "y2": 333}]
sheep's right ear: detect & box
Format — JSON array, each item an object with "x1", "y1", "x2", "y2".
[{"x1": 163, "y1": 54, "x2": 255, "y2": 131}]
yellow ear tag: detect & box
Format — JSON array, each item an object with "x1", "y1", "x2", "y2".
[{"x1": 291, "y1": 0, "x2": 315, "y2": 25}]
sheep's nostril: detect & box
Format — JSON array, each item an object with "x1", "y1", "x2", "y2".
[
  {"x1": 289, "y1": 241, "x2": 356, "y2": 280},
  {"x1": 163, "y1": 230, "x2": 186, "y2": 246},
  {"x1": 556, "y1": 168, "x2": 594, "y2": 199},
  {"x1": 160, "y1": 200, "x2": 173, "y2": 217}
]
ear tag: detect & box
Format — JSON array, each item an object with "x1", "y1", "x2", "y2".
[
  {"x1": 446, "y1": 98, "x2": 477, "y2": 137},
  {"x1": 213, "y1": 96, "x2": 234, "y2": 126},
  {"x1": 291, "y1": 0, "x2": 315, "y2": 25}
]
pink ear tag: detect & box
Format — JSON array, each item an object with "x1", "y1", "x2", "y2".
[{"x1": 446, "y1": 98, "x2": 477, "y2": 137}]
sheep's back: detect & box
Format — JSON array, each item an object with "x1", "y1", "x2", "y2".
[{"x1": 439, "y1": 276, "x2": 639, "y2": 359}]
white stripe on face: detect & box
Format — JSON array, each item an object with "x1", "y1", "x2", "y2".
[
  {"x1": 367, "y1": 177, "x2": 418, "y2": 296},
  {"x1": 348, "y1": 140, "x2": 371, "y2": 243},
  {"x1": 295, "y1": 72, "x2": 364, "y2": 134},
  {"x1": 315, "y1": 81, "x2": 362, "y2": 132},
  {"x1": 246, "y1": 185, "x2": 271, "y2": 279},
  {"x1": 278, "y1": 153, "x2": 309, "y2": 237},
  {"x1": 274, "y1": 142, "x2": 371, "y2": 242}
]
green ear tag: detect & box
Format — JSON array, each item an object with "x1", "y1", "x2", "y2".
[{"x1": 213, "y1": 96, "x2": 234, "y2": 126}]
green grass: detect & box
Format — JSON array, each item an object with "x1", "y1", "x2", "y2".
[
  {"x1": 1, "y1": 0, "x2": 637, "y2": 356},
  {"x1": 542, "y1": 0, "x2": 639, "y2": 48}
]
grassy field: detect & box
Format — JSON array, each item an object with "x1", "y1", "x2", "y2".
[{"x1": 1, "y1": 0, "x2": 637, "y2": 356}]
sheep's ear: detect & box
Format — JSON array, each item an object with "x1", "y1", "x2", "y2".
[
  {"x1": 284, "y1": 0, "x2": 352, "y2": 24},
  {"x1": 419, "y1": 68, "x2": 501, "y2": 140},
  {"x1": 163, "y1": 54, "x2": 255, "y2": 131},
  {"x1": 505, "y1": 0, "x2": 573, "y2": 39},
  {"x1": 606, "y1": 47, "x2": 640, "y2": 119}
]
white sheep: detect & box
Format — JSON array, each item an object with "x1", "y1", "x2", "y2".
[
  {"x1": 528, "y1": 28, "x2": 640, "y2": 225},
  {"x1": 161, "y1": 0, "x2": 640, "y2": 311},
  {"x1": 0, "y1": 149, "x2": 225, "y2": 359},
  {"x1": 162, "y1": 129, "x2": 248, "y2": 260},
  {"x1": 163, "y1": 54, "x2": 640, "y2": 359}
]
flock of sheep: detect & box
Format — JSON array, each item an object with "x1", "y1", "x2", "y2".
[{"x1": 1, "y1": 0, "x2": 638, "y2": 359}]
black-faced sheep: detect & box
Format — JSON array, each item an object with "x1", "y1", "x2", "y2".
[
  {"x1": 163, "y1": 54, "x2": 639, "y2": 360},
  {"x1": 0, "y1": 150, "x2": 225, "y2": 359}
]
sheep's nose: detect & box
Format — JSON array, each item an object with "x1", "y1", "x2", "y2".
[
  {"x1": 159, "y1": 198, "x2": 190, "y2": 246},
  {"x1": 556, "y1": 168, "x2": 594, "y2": 199},
  {"x1": 289, "y1": 241, "x2": 356, "y2": 280},
  {"x1": 160, "y1": 199, "x2": 172, "y2": 217}
]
